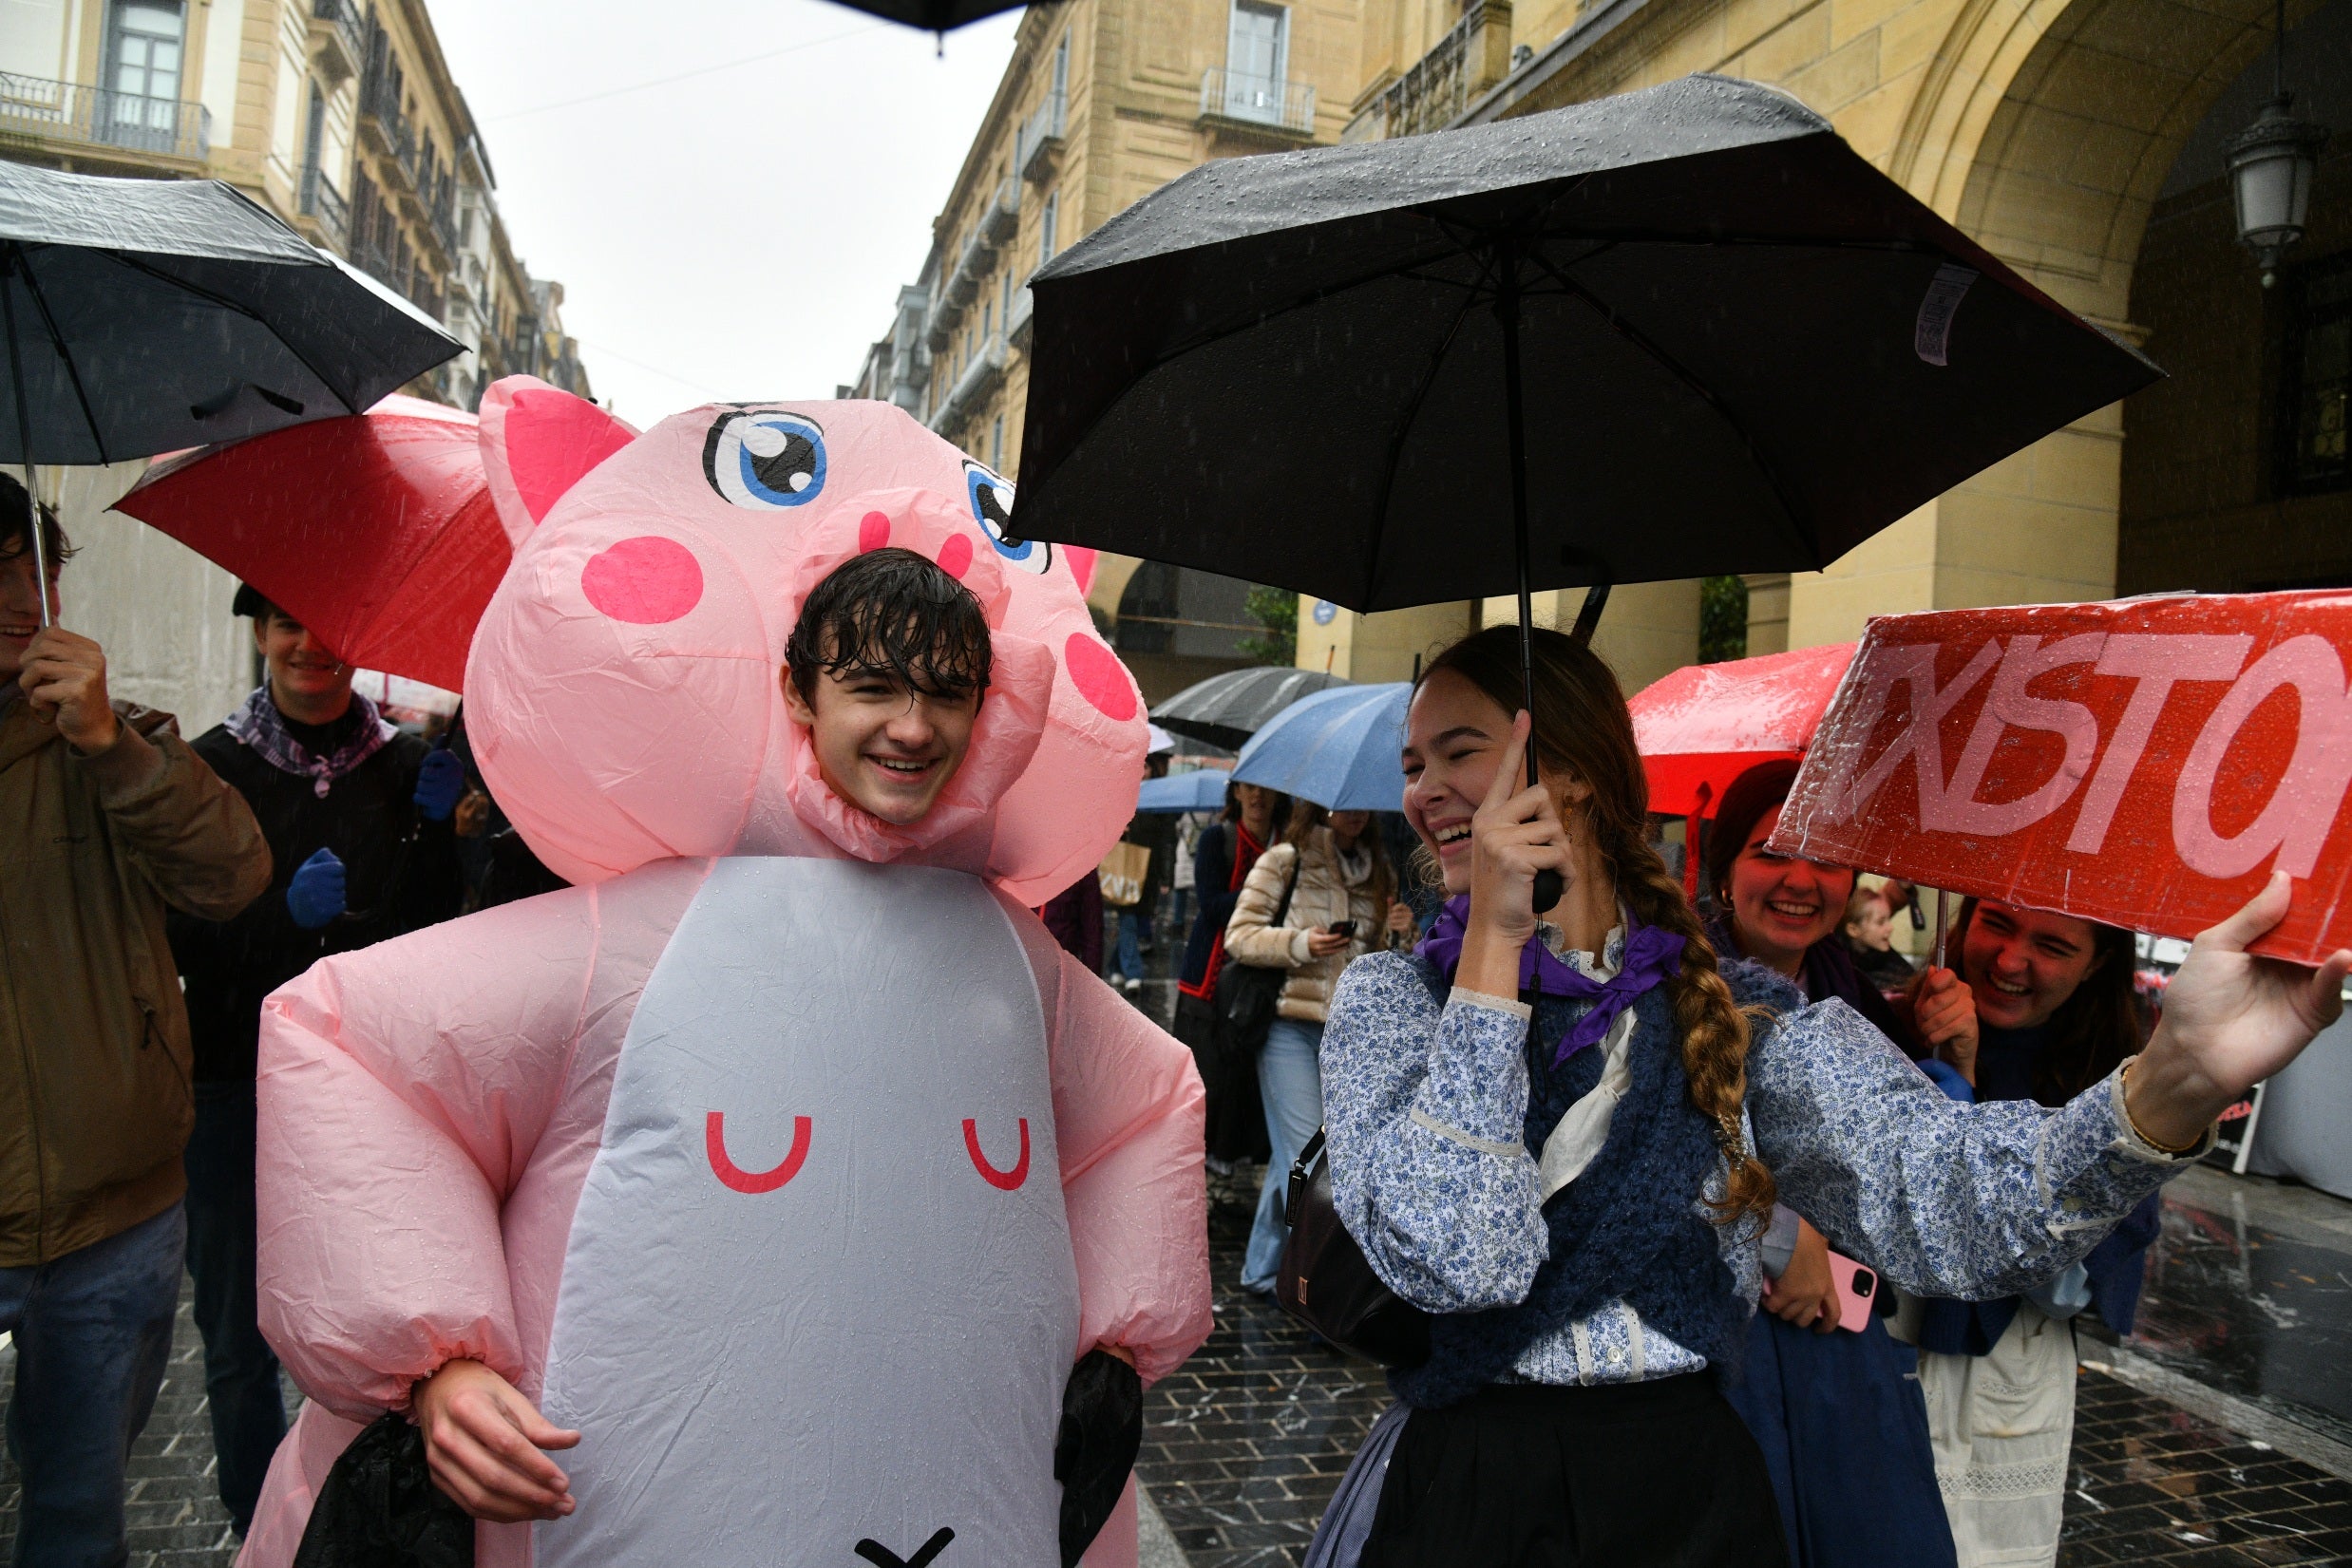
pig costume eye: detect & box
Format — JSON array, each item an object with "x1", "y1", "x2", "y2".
[
  {"x1": 963, "y1": 461, "x2": 1047, "y2": 575},
  {"x1": 705, "y1": 408, "x2": 827, "y2": 510}
]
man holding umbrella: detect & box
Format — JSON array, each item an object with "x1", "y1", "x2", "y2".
[
  {"x1": 167, "y1": 585, "x2": 466, "y2": 1535},
  {"x1": 0, "y1": 472, "x2": 272, "y2": 1566}
]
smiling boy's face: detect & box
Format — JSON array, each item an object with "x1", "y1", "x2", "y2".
[{"x1": 783, "y1": 656, "x2": 981, "y2": 826}]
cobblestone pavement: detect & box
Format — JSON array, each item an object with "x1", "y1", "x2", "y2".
[{"x1": 1138, "y1": 1199, "x2": 2352, "y2": 1568}]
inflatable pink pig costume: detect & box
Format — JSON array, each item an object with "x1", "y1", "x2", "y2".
[{"x1": 241, "y1": 379, "x2": 1212, "y2": 1568}]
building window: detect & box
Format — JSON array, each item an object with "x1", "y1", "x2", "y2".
[
  {"x1": 1053, "y1": 32, "x2": 1070, "y2": 96},
  {"x1": 983, "y1": 299, "x2": 994, "y2": 341},
  {"x1": 1039, "y1": 191, "x2": 1058, "y2": 265},
  {"x1": 103, "y1": 0, "x2": 185, "y2": 148},
  {"x1": 2284, "y1": 252, "x2": 2352, "y2": 495},
  {"x1": 992, "y1": 415, "x2": 1004, "y2": 469},
  {"x1": 1226, "y1": 1, "x2": 1288, "y2": 98}
]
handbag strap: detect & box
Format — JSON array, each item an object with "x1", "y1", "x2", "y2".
[
  {"x1": 1270, "y1": 849, "x2": 1301, "y2": 928},
  {"x1": 1285, "y1": 1126, "x2": 1327, "y2": 1227}
]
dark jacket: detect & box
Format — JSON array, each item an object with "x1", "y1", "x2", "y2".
[
  {"x1": 1041, "y1": 872, "x2": 1105, "y2": 973},
  {"x1": 0, "y1": 696, "x2": 271, "y2": 1265},
  {"x1": 169, "y1": 714, "x2": 464, "y2": 1083},
  {"x1": 1120, "y1": 810, "x2": 1177, "y2": 924}
]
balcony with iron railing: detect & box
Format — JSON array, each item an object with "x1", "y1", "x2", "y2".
[
  {"x1": 982, "y1": 176, "x2": 1020, "y2": 244},
  {"x1": 1198, "y1": 68, "x2": 1317, "y2": 140},
  {"x1": 0, "y1": 71, "x2": 210, "y2": 165},
  {"x1": 1343, "y1": 0, "x2": 1514, "y2": 143},
  {"x1": 931, "y1": 336, "x2": 1008, "y2": 434},
  {"x1": 309, "y1": 0, "x2": 366, "y2": 82},
  {"x1": 1016, "y1": 89, "x2": 1066, "y2": 183},
  {"x1": 1006, "y1": 277, "x2": 1034, "y2": 348},
  {"x1": 299, "y1": 162, "x2": 351, "y2": 252}
]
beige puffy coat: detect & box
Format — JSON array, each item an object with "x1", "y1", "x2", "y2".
[{"x1": 1223, "y1": 825, "x2": 1383, "y2": 1024}]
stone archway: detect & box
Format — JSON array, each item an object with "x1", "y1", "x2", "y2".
[{"x1": 1787, "y1": 0, "x2": 2319, "y2": 644}]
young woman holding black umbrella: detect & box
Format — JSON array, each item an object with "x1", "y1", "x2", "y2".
[{"x1": 1309, "y1": 624, "x2": 2346, "y2": 1567}]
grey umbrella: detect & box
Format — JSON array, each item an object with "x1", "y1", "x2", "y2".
[
  {"x1": 1151, "y1": 666, "x2": 1351, "y2": 752},
  {"x1": 1, "y1": 161, "x2": 463, "y2": 621}
]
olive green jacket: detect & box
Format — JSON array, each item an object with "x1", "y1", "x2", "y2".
[{"x1": 0, "y1": 694, "x2": 271, "y2": 1266}]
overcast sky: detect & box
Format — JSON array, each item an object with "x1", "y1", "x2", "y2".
[{"x1": 432, "y1": 1, "x2": 1022, "y2": 426}]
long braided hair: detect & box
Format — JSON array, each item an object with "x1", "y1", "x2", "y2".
[{"x1": 1420, "y1": 626, "x2": 1776, "y2": 1224}]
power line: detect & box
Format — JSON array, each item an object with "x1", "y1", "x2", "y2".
[
  {"x1": 481, "y1": 23, "x2": 887, "y2": 123},
  {"x1": 571, "y1": 337, "x2": 730, "y2": 402}
]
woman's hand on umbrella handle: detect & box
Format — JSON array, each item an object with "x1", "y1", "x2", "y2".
[
  {"x1": 2125, "y1": 872, "x2": 2351, "y2": 1149},
  {"x1": 1458, "y1": 711, "x2": 1568, "y2": 996}
]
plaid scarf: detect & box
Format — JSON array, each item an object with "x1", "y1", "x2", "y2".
[{"x1": 225, "y1": 685, "x2": 396, "y2": 798}]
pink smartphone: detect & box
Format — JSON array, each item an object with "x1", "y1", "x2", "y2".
[{"x1": 1764, "y1": 1250, "x2": 1881, "y2": 1332}]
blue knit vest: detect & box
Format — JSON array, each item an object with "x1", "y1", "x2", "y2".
[{"x1": 1388, "y1": 954, "x2": 1800, "y2": 1409}]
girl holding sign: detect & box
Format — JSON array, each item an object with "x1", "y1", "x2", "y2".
[{"x1": 1309, "y1": 624, "x2": 2345, "y2": 1567}]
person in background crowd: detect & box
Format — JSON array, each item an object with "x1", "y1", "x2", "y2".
[
  {"x1": 1224, "y1": 801, "x2": 1403, "y2": 1294},
  {"x1": 0, "y1": 474, "x2": 272, "y2": 1565},
  {"x1": 1109, "y1": 757, "x2": 1176, "y2": 993},
  {"x1": 1381, "y1": 809, "x2": 1444, "y2": 935},
  {"x1": 1175, "y1": 781, "x2": 1288, "y2": 1175},
  {"x1": 1308, "y1": 623, "x2": 2340, "y2": 1565},
  {"x1": 165, "y1": 584, "x2": 467, "y2": 1533},
  {"x1": 1845, "y1": 883, "x2": 1919, "y2": 993},
  {"x1": 443, "y1": 708, "x2": 567, "y2": 912},
  {"x1": 1040, "y1": 864, "x2": 1107, "y2": 973},
  {"x1": 1168, "y1": 807, "x2": 1203, "y2": 943},
  {"x1": 1907, "y1": 897, "x2": 2158, "y2": 1568},
  {"x1": 1699, "y1": 762, "x2": 1963, "y2": 1568}
]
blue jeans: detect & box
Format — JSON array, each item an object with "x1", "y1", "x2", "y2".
[
  {"x1": 1, "y1": 1201, "x2": 185, "y2": 1568},
  {"x1": 1242, "y1": 1016, "x2": 1325, "y2": 1293},
  {"x1": 1112, "y1": 910, "x2": 1147, "y2": 982},
  {"x1": 183, "y1": 1081, "x2": 287, "y2": 1534}
]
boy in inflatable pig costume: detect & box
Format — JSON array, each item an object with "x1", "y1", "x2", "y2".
[{"x1": 239, "y1": 378, "x2": 1213, "y2": 1568}]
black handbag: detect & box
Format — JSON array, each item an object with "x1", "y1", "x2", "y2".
[
  {"x1": 1276, "y1": 1127, "x2": 1430, "y2": 1367},
  {"x1": 1209, "y1": 856, "x2": 1300, "y2": 1057}
]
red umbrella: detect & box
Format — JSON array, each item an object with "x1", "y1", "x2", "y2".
[
  {"x1": 114, "y1": 395, "x2": 508, "y2": 692},
  {"x1": 1629, "y1": 641, "x2": 1856, "y2": 894}
]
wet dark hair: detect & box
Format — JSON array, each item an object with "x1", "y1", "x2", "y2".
[
  {"x1": 785, "y1": 547, "x2": 992, "y2": 705},
  {"x1": 1951, "y1": 897, "x2": 2143, "y2": 1105},
  {"x1": 0, "y1": 472, "x2": 73, "y2": 571}
]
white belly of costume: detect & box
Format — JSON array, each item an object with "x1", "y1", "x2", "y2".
[{"x1": 536, "y1": 858, "x2": 1078, "y2": 1568}]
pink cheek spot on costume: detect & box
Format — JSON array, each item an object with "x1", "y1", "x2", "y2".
[
  {"x1": 963, "y1": 1117, "x2": 1031, "y2": 1191},
  {"x1": 937, "y1": 532, "x2": 973, "y2": 581},
  {"x1": 859, "y1": 510, "x2": 892, "y2": 553},
  {"x1": 1064, "y1": 634, "x2": 1138, "y2": 722},
  {"x1": 580, "y1": 536, "x2": 704, "y2": 624},
  {"x1": 706, "y1": 1110, "x2": 812, "y2": 1195}
]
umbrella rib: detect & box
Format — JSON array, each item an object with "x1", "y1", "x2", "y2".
[
  {"x1": 1526, "y1": 249, "x2": 1817, "y2": 563},
  {"x1": 103, "y1": 250, "x2": 364, "y2": 416},
  {"x1": 12, "y1": 245, "x2": 112, "y2": 465},
  {"x1": 1362, "y1": 287, "x2": 1481, "y2": 609}
]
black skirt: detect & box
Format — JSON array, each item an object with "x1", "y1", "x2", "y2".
[{"x1": 1359, "y1": 1375, "x2": 1792, "y2": 1568}]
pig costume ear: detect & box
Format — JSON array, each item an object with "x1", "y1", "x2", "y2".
[{"x1": 478, "y1": 376, "x2": 639, "y2": 545}]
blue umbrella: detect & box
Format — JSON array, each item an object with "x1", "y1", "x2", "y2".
[
  {"x1": 1233, "y1": 683, "x2": 1411, "y2": 812},
  {"x1": 1136, "y1": 768, "x2": 1232, "y2": 813}
]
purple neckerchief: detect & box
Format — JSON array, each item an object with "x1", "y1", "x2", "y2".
[
  {"x1": 224, "y1": 685, "x2": 395, "y2": 799},
  {"x1": 1416, "y1": 895, "x2": 1686, "y2": 1067}
]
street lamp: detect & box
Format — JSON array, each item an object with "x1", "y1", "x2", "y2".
[{"x1": 2228, "y1": 0, "x2": 2330, "y2": 288}]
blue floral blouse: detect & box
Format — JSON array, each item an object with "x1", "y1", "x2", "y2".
[{"x1": 1319, "y1": 947, "x2": 2206, "y2": 1389}]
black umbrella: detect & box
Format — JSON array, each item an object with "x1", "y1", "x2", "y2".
[
  {"x1": 1152, "y1": 666, "x2": 1351, "y2": 751},
  {"x1": 1010, "y1": 73, "x2": 2159, "y2": 905},
  {"x1": 2, "y1": 161, "x2": 464, "y2": 621},
  {"x1": 817, "y1": 0, "x2": 1034, "y2": 30}
]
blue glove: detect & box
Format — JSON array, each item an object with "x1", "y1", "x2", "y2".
[
  {"x1": 286, "y1": 848, "x2": 347, "y2": 930},
  {"x1": 413, "y1": 748, "x2": 464, "y2": 822}
]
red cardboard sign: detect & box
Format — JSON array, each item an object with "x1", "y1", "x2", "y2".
[{"x1": 1772, "y1": 593, "x2": 2352, "y2": 966}]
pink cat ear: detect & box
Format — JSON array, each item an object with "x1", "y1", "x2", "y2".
[{"x1": 478, "y1": 376, "x2": 639, "y2": 545}]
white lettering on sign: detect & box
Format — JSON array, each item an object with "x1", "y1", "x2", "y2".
[
  {"x1": 2064, "y1": 634, "x2": 2252, "y2": 855},
  {"x1": 2173, "y1": 634, "x2": 2352, "y2": 879},
  {"x1": 1819, "y1": 640, "x2": 2003, "y2": 827},
  {"x1": 1934, "y1": 633, "x2": 2106, "y2": 837}
]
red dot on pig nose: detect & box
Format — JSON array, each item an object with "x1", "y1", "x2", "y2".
[
  {"x1": 859, "y1": 511, "x2": 891, "y2": 553},
  {"x1": 580, "y1": 536, "x2": 703, "y2": 624},
  {"x1": 1064, "y1": 633, "x2": 1138, "y2": 722},
  {"x1": 937, "y1": 533, "x2": 973, "y2": 580}
]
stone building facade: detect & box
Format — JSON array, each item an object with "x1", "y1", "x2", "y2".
[
  {"x1": 848, "y1": 0, "x2": 1370, "y2": 702},
  {"x1": 2, "y1": 0, "x2": 592, "y2": 726},
  {"x1": 1313, "y1": 0, "x2": 2351, "y2": 690}
]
